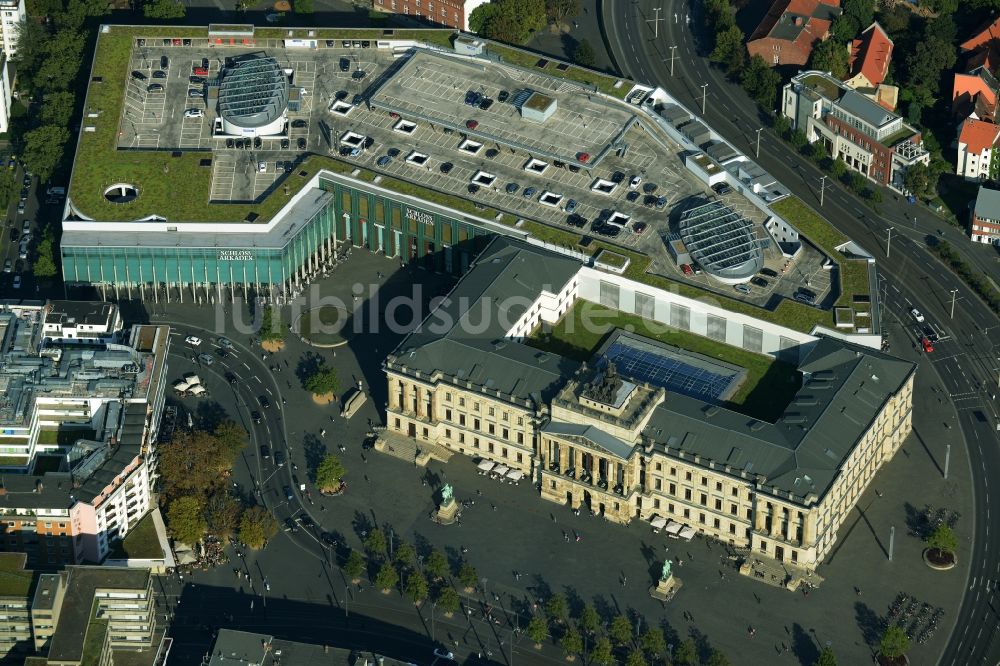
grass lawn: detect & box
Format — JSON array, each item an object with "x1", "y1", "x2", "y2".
[
  {"x1": 527, "y1": 301, "x2": 801, "y2": 422},
  {"x1": 109, "y1": 512, "x2": 163, "y2": 560},
  {"x1": 770, "y1": 196, "x2": 871, "y2": 310},
  {"x1": 0, "y1": 553, "x2": 33, "y2": 597}
]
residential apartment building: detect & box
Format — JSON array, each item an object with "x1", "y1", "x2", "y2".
[
  {"x1": 0, "y1": 56, "x2": 10, "y2": 136},
  {"x1": 0, "y1": 304, "x2": 169, "y2": 566},
  {"x1": 371, "y1": 0, "x2": 489, "y2": 31},
  {"x1": 843, "y1": 22, "x2": 897, "y2": 111},
  {"x1": 0, "y1": 0, "x2": 22, "y2": 59},
  {"x1": 746, "y1": 0, "x2": 841, "y2": 67},
  {"x1": 0, "y1": 553, "x2": 35, "y2": 662},
  {"x1": 970, "y1": 186, "x2": 1000, "y2": 245},
  {"x1": 35, "y1": 566, "x2": 162, "y2": 666},
  {"x1": 782, "y1": 70, "x2": 929, "y2": 191},
  {"x1": 382, "y1": 237, "x2": 916, "y2": 572},
  {"x1": 956, "y1": 117, "x2": 1000, "y2": 181}
]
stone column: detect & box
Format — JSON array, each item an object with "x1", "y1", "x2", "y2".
[
  {"x1": 754, "y1": 503, "x2": 767, "y2": 531},
  {"x1": 803, "y1": 512, "x2": 818, "y2": 545},
  {"x1": 388, "y1": 377, "x2": 400, "y2": 410},
  {"x1": 414, "y1": 386, "x2": 422, "y2": 418}
]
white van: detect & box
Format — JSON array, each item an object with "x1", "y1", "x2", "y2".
[{"x1": 46, "y1": 187, "x2": 65, "y2": 197}]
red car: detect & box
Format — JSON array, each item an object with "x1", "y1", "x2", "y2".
[
  {"x1": 192, "y1": 66, "x2": 208, "y2": 76},
  {"x1": 578, "y1": 152, "x2": 591, "y2": 163},
  {"x1": 920, "y1": 336, "x2": 934, "y2": 353},
  {"x1": 681, "y1": 264, "x2": 693, "y2": 275},
  {"x1": 466, "y1": 119, "x2": 479, "y2": 130}
]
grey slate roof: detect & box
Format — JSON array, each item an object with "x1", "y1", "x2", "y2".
[
  {"x1": 974, "y1": 186, "x2": 1000, "y2": 219},
  {"x1": 640, "y1": 336, "x2": 914, "y2": 502},
  {"x1": 387, "y1": 237, "x2": 581, "y2": 405},
  {"x1": 542, "y1": 422, "x2": 636, "y2": 459},
  {"x1": 837, "y1": 89, "x2": 895, "y2": 128}
]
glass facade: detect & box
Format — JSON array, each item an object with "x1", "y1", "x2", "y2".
[{"x1": 62, "y1": 173, "x2": 496, "y2": 295}]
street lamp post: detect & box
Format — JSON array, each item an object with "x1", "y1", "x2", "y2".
[
  {"x1": 819, "y1": 175, "x2": 827, "y2": 207},
  {"x1": 885, "y1": 227, "x2": 895, "y2": 259},
  {"x1": 668, "y1": 45, "x2": 677, "y2": 77},
  {"x1": 755, "y1": 128, "x2": 763, "y2": 158},
  {"x1": 431, "y1": 602, "x2": 436, "y2": 642},
  {"x1": 700, "y1": 84, "x2": 708, "y2": 115},
  {"x1": 646, "y1": 7, "x2": 664, "y2": 39},
  {"x1": 950, "y1": 289, "x2": 959, "y2": 319}
]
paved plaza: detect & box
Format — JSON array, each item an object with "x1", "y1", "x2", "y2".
[{"x1": 150, "y1": 249, "x2": 971, "y2": 665}]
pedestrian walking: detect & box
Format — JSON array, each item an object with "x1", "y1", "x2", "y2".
[{"x1": 621, "y1": 576, "x2": 627, "y2": 588}]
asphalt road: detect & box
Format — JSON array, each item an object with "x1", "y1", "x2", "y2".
[{"x1": 601, "y1": 2, "x2": 1000, "y2": 663}]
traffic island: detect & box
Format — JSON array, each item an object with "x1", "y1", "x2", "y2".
[
  {"x1": 311, "y1": 392, "x2": 335, "y2": 405},
  {"x1": 261, "y1": 339, "x2": 285, "y2": 353},
  {"x1": 295, "y1": 306, "x2": 350, "y2": 348}
]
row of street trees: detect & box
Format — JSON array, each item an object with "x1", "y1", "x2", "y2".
[
  {"x1": 159, "y1": 421, "x2": 277, "y2": 549},
  {"x1": 470, "y1": 0, "x2": 581, "y2": 45}
]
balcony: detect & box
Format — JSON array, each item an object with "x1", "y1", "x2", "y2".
[
  {"x1": 565, "y1": 467, "x2": 576, "y2": 480},
  {"x1": 597, "y1": 478, "x2": 609, "y2": 491},
  {"x1": 548, "y1": 462, "x2": 561, "y2": 474}
]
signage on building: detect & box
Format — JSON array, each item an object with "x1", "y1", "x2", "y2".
[
  {"x1": 406, "y1": 208, "x2": 434, "y2": 225},
  {"x1": 219, "y1": 250, "x2": 253, "y2": 261}
]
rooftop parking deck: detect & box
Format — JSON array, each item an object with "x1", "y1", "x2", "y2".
[{"x1": 368, "y1": 50, "x2": 635, "y2": 167}]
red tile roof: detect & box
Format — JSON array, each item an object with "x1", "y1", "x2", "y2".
[
  {"x1": 959, "y1": 118, "x2": 1000, "y2": 154},
  {"x1": 961, "y1": 17, "x2": 1000, "y2": 53},
  {"x1": 953, "y1": 72, "x2": 998, "y2": 107},
  {"x1": 848, "y1": 22, "x2": 893, "y2": 87},
  {"x1": 749, "y1": 0, "x2": 841, "y2": 48}
]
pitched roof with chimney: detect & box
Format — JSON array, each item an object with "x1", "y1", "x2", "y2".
[
  {"x1": 749, "y1": 0, "x2": 842, "y2": 49},
  {"x1": 959, "y1": 117, "x2": 1000, "y2": 154},
  {"x1": 848, "y1": 22, "x2": 893, "y2": 87}
]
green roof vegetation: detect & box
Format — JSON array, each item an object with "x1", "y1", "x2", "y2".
[
  {"x1": 799, "y1": 73, "x2": 842, "y2": 101},
  {"x1": 528, "y1": 302, "x2": 801, "y2": 422},
  {"x1": 770, "y1": 196, "x2": 871, "y2": 311},
  {"x1": 37, "y1": 428, "x2": 96, "y2": 446},
  {"x1": 485, "y1": 43, "x2": 629, "y2": 100},
  {"x1": 0, "y1": 553, "x2": 33, "y2": 598},
  {"x1": 109, "y1": 512, "x2": 163, "y2": 560},
  {"x1": 0, "y1": 455, "x2": 30, "y2": 466},
  {"x1": 81, "y1": 600, "x2": 108, "y2": 666}
]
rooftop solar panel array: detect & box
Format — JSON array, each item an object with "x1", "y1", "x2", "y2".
[{"x1": 605, "y1": 340, "x2": 736, "y2": 401}]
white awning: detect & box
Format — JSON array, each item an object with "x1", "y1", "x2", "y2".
[
  {"x1": 493, "y1": 464, "x2": 510, "y2": 476},
  {"x1": 477, "y1": 460, "x2": 496, "y2": 472},
  {"x1": 679, "y1": 526, "x2": 697, "y2": 540},
  {"x1": 506, "y1": 470, "x2": 524, "y2": 481},
  {"x1": 650, "y1": 516, "x2": 667, "y2": 529},
  {"x1": 665, "y1": 521, "x2": 683, "y2": 535}
]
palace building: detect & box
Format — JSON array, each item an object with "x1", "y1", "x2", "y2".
[{"x1": 383, "y1": 237, "x2": 915, "y2": 571}]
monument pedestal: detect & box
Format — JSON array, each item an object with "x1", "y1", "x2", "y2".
[
  {"x1": 649, "y1": 575, "x2": 682, "y2": 601},
  {"x1": 434, "y1": 500, "x2": 460, "y2": 525}
]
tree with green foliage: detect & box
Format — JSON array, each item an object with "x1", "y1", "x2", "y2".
[
  {"x1": 32, "y1": 230, "x2": 59, "y2": 279},
  {"x1": 394, "y1": 541, "x2": 416, "y2": 568},
  {"x1": 809, "y1": 141, "x2": 827, "y2": 162},
  {"x1": 405, "y1": 571, "x2": 428, "y2": 603},
  {"x1": 293, "y1": 0, "x2": 312, "y2": 12},
  {"x1": 674, "y1": 638, "x2": 698, "y2": 665},
  {"x1": 344, "y1": 549, "x2": 366, "y2": 580},
  {"x1": 435, "y1": 585, "x2": 460, "y2": 614},
  {"x1": 458, "y1": 561, "x2": 478, "y2": 589},
  {"x1": 546, "y1": 0, "x2": 580, "y2": 21},
  {"x1": 159, "y1": 429, "x2": 243, "y2": 502},
  {"x1": 707, "y1": 649, "x2": 733, "y2": 666},
  {"x1": 238, "y1": 506, "x2": 278, "y2": 549},
  {"x1": 315, "y1": 454, "x2": 346, "y2": 493},
  {"x1": 920, "y1": 0, "x2": 958, "y2": 12},
  {"x1": 848, "y1": 171, "x2": 866, "y2": 193},
  {"x1": 831, "y1": 0, "x2": 874, "y2": 41},
  {"x1": 609, "y1": 614, "x2": 632, "y2": 647},
  {"x1": 590, "y1": 636, "x2": 614, "y2": 666},
  {"x1": 22, "y1": 125, "x2": 68, "y2": 183},
  {"x1": 710, "y1": 24, "x2": 745, "y2": 75},
  {"x1": 473, "y1": 0, "x2": 546, "y2": 44},
  {"x1": 573, "y1": 38, "x2": 596, "y2": 67},
  {"x1": 468, "y1": 2, "x2": 499, "y2": 33},
  {"x1": 167, "y1": 496, "x2": 205, "y2": 545},
  {"x1": 35, "y1": 29, "x2": 87, "y2": 91},
  {"x1": 927, "y1": 523, "x2": 958, "y2": 555},
  {"x1": 40, "y1": 91, "x2": 76, "y2": 128},
  {"x1": 863, "y1": 188, "x2": 883, "y2": 205},
  {"x1": 809, "y1": 38, "x2": 849, "y2": 80},
  {"x1": 704, "y1": 0, "x2": 734, "y2": 32},
  {"x1": 560, "y1": 627, "x2": 583, "y2": 659},
  {"x1": 545, "y1": 593, "x2": 567, "y2": 623},
  {"x1": 364, "y1": 528, "x2": 387, "y2": 560},
  {"x1": 625, "y1": 649, "x2": 648, "y2": 666},
  {"x1": 741, "y1": 55, "x2": 782, "y2": 109},
  {"x1": 830, "y1": 158, "x2": 847, "y2": 179},
  {"x1": 879, "y1": 624, "x2": 911, "y2": 659},
  {"x1": 640, "y1": 627, "x2": 666, "y2": 658},
  {"x1": 773, "y1": 114, "x2": 791, "y2": 138},
  {"x1": 258, "y1": 306, "x2": 285, "y2": 343},
  {"x1": 205, "y1": 492, "x2": 242, "y2": 540},
  {"x1": 903, "y1": 160, "x2": 944, "y2": 199},
  {"x1": 527, "y1": 615, "x2": 548, "y2": 645},
  {"x1": 304, "y1": 365, "x2": 339, "y2": 396},
  {"x1": 789, "y1": 129, "x2": 809, "y2": 151},
  {"x1": 375, "y1": 561, "x2": 399, "y2": 591},
  {"x1": 813, "y1": 646, "x2": 838, "y2": 666},
  {"x1": 213, "y1": 421, "x2": 248, "y2": 460},
  {"x1": 143, "y1": 0, "x2": 185, "y2": 18},
  {"x1": 425, "y1": 549, "x2": 449, "y2": 580},
  {"x1": 577, "y1": 603, "x2": 600, "y2": 635}
]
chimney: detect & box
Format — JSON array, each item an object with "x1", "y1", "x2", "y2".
[{"x1": 794, "y1": 16, "x2": 803, "y2": 26}]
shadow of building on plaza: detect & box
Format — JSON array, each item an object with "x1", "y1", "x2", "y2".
[{"x1": 165, "y1": 580, "x2": 444, "y2": 664}]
